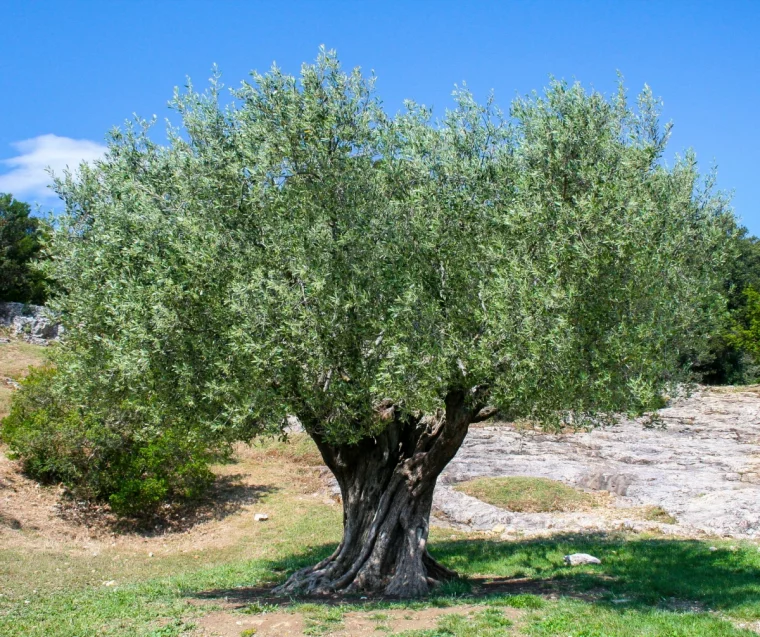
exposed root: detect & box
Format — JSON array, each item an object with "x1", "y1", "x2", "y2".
[{"x1": 273, "y1": 549, "x2": 457, "y2": 598}]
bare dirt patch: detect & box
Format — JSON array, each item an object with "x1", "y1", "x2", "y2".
[
  {"x1": 0, "y1": 439, "x2": 330, "y2": 561},
  {"x1": 192, "y1": 604, "x2": 521, "y2": 637}
]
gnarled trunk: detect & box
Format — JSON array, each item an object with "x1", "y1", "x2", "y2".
[{"x1": 274, "y1": 390, "x2": 478, "y2": 598}]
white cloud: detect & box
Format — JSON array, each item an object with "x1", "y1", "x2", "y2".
[{"x1": 0, "y1": 134, "x2": 107, "y2": 204}]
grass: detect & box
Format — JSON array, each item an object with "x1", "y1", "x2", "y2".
[
  {"x1": 4, "y1": 513, "x2": 759, "y2": 636},
  {"x1": 642, "y1": 505, "x2": 678, "y2": 525},
  {"x1": 1, "y1": 347, "x2": 759, "y2": 635},
  {"x1": 396, "y1": 608, "x2": 515, "y2": 636},
  {"x1": 455, "y1": 476, "x2": 602, "y2": 513},
  {"x1": 251, "y1": 431, "x2": 323, "y2": 466}
]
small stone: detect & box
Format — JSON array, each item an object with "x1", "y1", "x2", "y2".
[
  {"x1": 103, "y1": 580, "x2": 117, "y2": 587},
  {"x1": 254, "y1": 513, "x2": 269, "y2": 522},
  {"x1": 492, "y1": 524, "x2": 506, "y2": 534},
  {"x1": 564, "y1": 553, "x2": 602, "y2": 565},
  {"x1": 148, "y1": 552, "x2": 154, "y2": 557},
  {"x1": 709, "y1": 546, "x2": 718, "y2": 551}
]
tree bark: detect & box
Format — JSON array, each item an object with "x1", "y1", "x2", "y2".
[{"x1": 274, "y1": 390, "x2": 478, "y2": 598}]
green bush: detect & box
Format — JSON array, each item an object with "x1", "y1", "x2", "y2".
[{"x1": 1, "y1": 366, "x2": 217, "y2": 515}]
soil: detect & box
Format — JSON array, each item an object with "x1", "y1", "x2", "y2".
[
  {"x1": 192, "y1": 604, "x2": 522, "y2": 637},
  {"x1": 0, "y1": 442, "x2": 319, "y2": 555}
]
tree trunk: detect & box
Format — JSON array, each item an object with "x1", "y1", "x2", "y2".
[{"x1": 274, "y1": 390, "x2": 478, "y2": 598}]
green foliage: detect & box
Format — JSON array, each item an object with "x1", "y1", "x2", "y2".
[
  {"x1": 1, "y1": 366, "x2": 216, "y2": 514},
  {"x1": 0, "y1": 193, "x2": 48, "y2": 304},
  {"x1": 15, "y1": 46, "x2": 730, "y2": 487}
]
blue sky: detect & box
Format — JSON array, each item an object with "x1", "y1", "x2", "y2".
[{"x1": 1, "y1": 1, "x2": 758, "y2": 233}]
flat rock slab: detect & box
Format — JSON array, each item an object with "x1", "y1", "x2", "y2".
[{"x1": 433, "y1": 387, "x2": 760, "y2": 539}]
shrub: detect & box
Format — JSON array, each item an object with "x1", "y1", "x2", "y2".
[{"x1": 1, "y1": 366, "x2": 218, "y2": 515}]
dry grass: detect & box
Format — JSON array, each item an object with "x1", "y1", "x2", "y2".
[
  {"x1": 641, "y1": 505, "x2": 678, "y2": 525},
  {"x1": 250, "y1": 432, "x2": 324, "y2": 466},
  {"x1": 0, "y1": 340, "x2": 48, "y2": 419}
]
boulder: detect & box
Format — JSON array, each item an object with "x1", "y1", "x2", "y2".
[{"x1": 0, "y1": 302, "x2": 62, "y2": 344}]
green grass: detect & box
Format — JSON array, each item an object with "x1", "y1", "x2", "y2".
[
  {"x1": 2, "y1": 422, "x2": 760, "y2": 636},
  {"x1": 431, "y1": 535, "x2": 760, "y2": 618},
  {"x1": 455, "y1": 476, "x2": 601, "y2": 512},
  {"x1": 2, "y1": 533, "x2": 759, "y2": 636},
  {"x1": 523, "y1": 600, "x2": 756, "y2": 636}
]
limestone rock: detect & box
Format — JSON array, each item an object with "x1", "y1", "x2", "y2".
[
  {"x1": 435, "y1": 386, "x2": 760, "y2": 538},
  {"x1": 564, "y1": 553, "x2": 601, "y2": 565},
  {"x1": 0, "y1": 302, "x2": 62, "y2": 344}
]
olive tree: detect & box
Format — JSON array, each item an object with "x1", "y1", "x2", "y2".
[{"x1": 49, "y1": 51, "x2": 732, "y2": 596}]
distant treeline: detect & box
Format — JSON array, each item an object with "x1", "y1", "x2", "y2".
[
  {"x1": 0, "y1": 193, "x2": 48, "y2": 305},
  {"x1": 697, "y1": 226, "x2": 760, "y2": 385}
]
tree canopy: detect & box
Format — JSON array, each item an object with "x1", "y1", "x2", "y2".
[
  {"x1": 11, "y1": 49, "x2": 735, "y2": 594},
  {"x1": 48, "y1": 52, "x2": 731, "y2": 443}
]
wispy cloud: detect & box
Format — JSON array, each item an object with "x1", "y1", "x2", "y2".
[{"x1": 0, "y1": 134, "x2": 107, "y2": 205}]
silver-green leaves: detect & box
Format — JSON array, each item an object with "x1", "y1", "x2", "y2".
[{"x1": 46, "y1": 50, "x2": 733, "y2": 444}]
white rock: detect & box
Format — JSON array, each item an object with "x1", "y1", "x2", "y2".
[
  {"x1": 564, "y1": 553, "x2": 601, "y2": 565},
  {"x1": 254, "y1": 513, "x2": 269, "y2": 521},
  {"x1": 103, "y1": 580, "x2": 117, "y2": 587},
  {"x1": 433, "y1": 386, "x2": 760, "y2": 539}
]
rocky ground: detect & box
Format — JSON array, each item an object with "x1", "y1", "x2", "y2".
[{"x1": 432, "y1": 386, "x2": 760, "y2": 539}]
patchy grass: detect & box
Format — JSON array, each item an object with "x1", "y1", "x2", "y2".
[
  {"x1": 395, "y1": 607, "x2": 515, "y2": 636},
  {"x1": 642, "y1": 505, "x2": 678, "y2": 525},
  {"x1": 455, "y1": 476, "x2": 602, "y2": 513}
]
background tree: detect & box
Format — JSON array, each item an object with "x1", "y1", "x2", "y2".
[
  {"x1": 0, "y1": 193, "x2": 48, "y2": 304},
  {"x1": 11, "y1": 51, "x2": 732, "y2": 596},
  {"x1": 696, "y1": 225, "x2": 760, "y2": 383}
]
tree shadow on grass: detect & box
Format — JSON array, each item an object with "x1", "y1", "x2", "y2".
[
  {"x1": 190, "y1": 533, "x2": 760, "y2": 616},
  {"x1": 58, "y1": 474, "x2": 278, "y2": 536}
]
